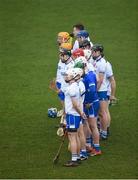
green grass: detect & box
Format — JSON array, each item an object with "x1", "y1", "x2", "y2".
[{"x1": 0, "y1": 0, "x2": 137, "y2": 178}]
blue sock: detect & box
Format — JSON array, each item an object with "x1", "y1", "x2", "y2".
[
  {"x1": 80, "y1": 149, "x2": 87, "y2": 157},
  {"x1": 101, "y1": 130, "x2": 107, "y2": 138},
  {"x1": 93, "y1": 144, "x2": 101, "y2": 151}
]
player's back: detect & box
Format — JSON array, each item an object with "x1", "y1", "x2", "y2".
[{"x1": 83, "y1": 71, "x2": 98, "y2": 103}]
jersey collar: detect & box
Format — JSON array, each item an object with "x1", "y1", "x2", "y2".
[
  {"x1": 65, "y1": 57, "x2": 73, "y2": 65},
  {"x1": 95, "y1": 55, "x2": 102, "y2": 62}
]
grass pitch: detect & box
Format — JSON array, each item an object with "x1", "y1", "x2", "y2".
[{"x1": 0, "y1": 0, "x2": 137, "y2": 178}]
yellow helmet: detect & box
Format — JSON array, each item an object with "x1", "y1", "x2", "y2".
[
  {"x1": 60, "y1": 42, "x2": 72, "y2": 50},
  {"x1": 58, "y1": 32, "x2": 70, "y2": 39}
]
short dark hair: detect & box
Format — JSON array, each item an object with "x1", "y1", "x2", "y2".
[{"x1": 73, "y1": 23, "x2": 84, "y2": 30}]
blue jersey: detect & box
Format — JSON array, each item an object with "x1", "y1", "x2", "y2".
[{"x1": 83, "y1": 71, "x2": 99, "y2": 103}]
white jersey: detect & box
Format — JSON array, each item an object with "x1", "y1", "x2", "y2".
[
  {"x1": 72, "y1": 37, "x2": 93, "y2": 52},
  {"x1": 106, "y1": 61, "x2": 113, "y2": 96},
  {"x1": 64, "y1": 82, "x2": 81, "y2": 116},
  {"x1": 56, "y1": 59, "x2": 74, "y2": 90},
  {"x1": 87, "y1": 60, "x2": 94, "y2": 72},
  {"x1": 88, "y1": 57, "x2": 94, "y2": 64},
  {"x1": 93, "y1": 56, "x2": 108, "y2": 92},
  {"x1": 72, "y1": 40, "x2": 79, "y2": 52}
]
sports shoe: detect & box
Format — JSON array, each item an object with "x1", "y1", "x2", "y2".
[
  {"x1": 80, "y1": 155, "x2": 88, "y2": 161},
  {"x1": 64, "y1": 160, "x2": 79, "y2": 167},
  {"x1": 90, "y1": 148, "x2": 102, "y2": 156}
]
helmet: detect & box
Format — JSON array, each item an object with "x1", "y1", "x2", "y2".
[
  {"x1": 65, "y1": 68, "x2": 76, "y2": 78},
  {"x1": 58, "y1": 32, "x2": 70, "y2": 39},
  {"x1": 72, "y1": 48, "x2": 84, "y2": 58},
  {"x1": 59, "y1": 43, "x2": 72, "y2": 56},
  {"x1": 48, "y1": 108, "x2": 57, "y2": 118},
  {"x1": 60, "y1": 43, "x2": 72, "y2": 50},
  {"x1": 79, "y1": 39, "x2": 91, "y2": 48},
  {"x1": 92, "y1": 44, "x2": 104, "y2": 52},
  {"x1": 65, "y1": 68, "x2": 83, "y2": 80},
  {"x1": 74, "y1": 56, "x2": 87, "y2": 64},
  {"x1": 76, "y1": 30, "x2": 89, "y2": 38},
  {"x1": 83, "y1": 49, "x2": 92, "y2": 60},
  {"x1": 74, "y1": 56, "x2": 87, "y2": 69},
  {"x1": 73, "y1": 67, "x2": 83, "y2": 77}
]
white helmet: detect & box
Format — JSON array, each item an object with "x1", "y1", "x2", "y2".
[
  {"x1": 83, "y1": 49, "x2": 92, "y2": 60},
  {"x1": 74, "y1": 56, "x2": 87, "y2": 64},
  {"x1": 73, "y1": 68, "x2": 83, "y2": 77},
  {"x1": 65, "y1": 68, "x2": 82, "y2": 81}
]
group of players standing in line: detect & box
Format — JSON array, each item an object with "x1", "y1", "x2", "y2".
[{"x1": 50, "y1": 23, "x2": 117, "y2": 167}]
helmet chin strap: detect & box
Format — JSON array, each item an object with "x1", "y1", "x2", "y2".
[
  {"x1": 87, "y1": 55, "x2": 92, "y2": 61},
  {"x1": 93, "y1": 55, "x2": 101, "y2": 60},
  {"x1": 61, "y1": 56, "x2": 70, "y2": 63},
  {"x1": 65, "y1": 75, "x2": 79, "y2": 83},
  {"x1": 65, "y1": 57, "x2": 70, "y2": 64}
]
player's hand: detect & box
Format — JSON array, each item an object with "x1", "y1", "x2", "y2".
[
  {"x1": 49, "y1": 78, "x2": 59, "y2": 93},
  {"x1": 110, "y1": 95, "x2": 117, "y2": 101},
  {"x1": 81, "y1": 112, "x2": 87, "y2": 120},
  {"x1": 110, "y1": 96, "x2": 118, "y2": 105}
]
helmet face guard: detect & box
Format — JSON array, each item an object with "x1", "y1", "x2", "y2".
[
  {"x1": 60, "y1": 50, "x2": 71, "y2": 56},
  {"x1": 92, "y1": 44, "x2": 104, "y2": 53},
  {"x1": 80, "y1": 40, "x2": 91, "y2": 49},
  {"x1": 59, "y1": 48, "x2": 71, "y2": 63},
  {"x1": 64, "y1": 68, "x2": 82, "y2": 83}
]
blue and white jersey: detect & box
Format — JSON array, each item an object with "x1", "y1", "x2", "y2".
[
  {"x1": 83, "y1": 71, "x2": 99, "y2": 104},
  {"x1": 106, "y1": 61, "x2": 114, "y2": 96},
  {"x1": 64, "y1": 82, "x2": 81, "y2": 116},
  {"x1": 56, "y1": 58, "x2": 74, "y2": 90},
  {"x1": 93, "y1": 56, "x2": 108, "y2": 92}
]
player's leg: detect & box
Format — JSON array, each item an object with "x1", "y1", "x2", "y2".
[
  {"x1": 83, "y1": 107, "x2": 93, "y2": 153},
  {"x1": 87, "y1": 102, "x2": 101, "y2": 156},
  {"x1": 106, "y1": 97, "x2": 111, "y2": 136},
  {"x1": 98, "y1": 91, "x2": 108, "y2": 139},
  {"x1": 78, "y1": 123, "x2": 88, "y2": 160},
  {"x1": 64, "y1": 114, "x2": 81, "y2": 167},
  {"x1": 68, "y1": 132, "x2": 78, "y2": 160}
]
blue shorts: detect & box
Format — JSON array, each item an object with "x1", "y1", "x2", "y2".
[
  {"x1": 56, "y1": 82, "x2": 65, "y2": 101},
  {"x1": 84, "y1": 100, "x2": 100, "y2": 118},
  {"x1": 66, "y1": 114, "x2": 81, "y2": 131},
  {"x1": 98, "y1": 91, "x2": 108, "y2": 101}
]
